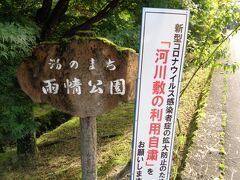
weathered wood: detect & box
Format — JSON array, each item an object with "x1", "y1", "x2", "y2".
[
  {"x1": 17, "y1": 38, "x2": 138, "y2": 118},
  {"x1": 80, "y1": 117, "x2": 97, "y2": 180}
]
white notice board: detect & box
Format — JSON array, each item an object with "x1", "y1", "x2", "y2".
[{"x1": 131, "y1": 8, "x2": 190, "y2": 180}]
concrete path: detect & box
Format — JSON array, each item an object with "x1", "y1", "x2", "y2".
[
  {"x1": 180, "y1": 68, "x2": 224, "y2": 180},
  {"x1": 225, "y1": 32, "x2": 240, "y2": 180}
]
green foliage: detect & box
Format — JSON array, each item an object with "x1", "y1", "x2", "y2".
[
  {"x1": 218, "y1": 61, "x2": 240, "y2": 73},
  {"x1": 94, "y1": 1, "x2": 147, "y2": 50},
  {"x1": 184, "y1": 0, "x2": 240, "y2": 67},
  {"x1": 96, "y1": 12, "x2": 141, "y2": 50},
  {"x1": 92, "y1": 0, "x2": 240, "y2": 58},
  {"x1": 0, "y1": 0, "x2": 41, "y2": 21},
  {"x1": 0, "y1": 22, "x2": 38, "y2": 64},
  {"x1": 0, "y1": 21, "x2": 39, "y2": 147},
  {"x1": 147, "y1": 0, "x2": 182, "y2": 8}
]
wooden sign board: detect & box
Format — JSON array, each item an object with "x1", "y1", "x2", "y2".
[{"x1": 17, "y1": 38, "x2": 138, "y2": 117}]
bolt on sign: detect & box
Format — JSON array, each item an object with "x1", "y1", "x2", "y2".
[
  {"x1": 131, "y1": 8, "x2": 190, "y2": 180},
  {"x1": 17, "y1": 38, "x2": 138, "y2": 117}
]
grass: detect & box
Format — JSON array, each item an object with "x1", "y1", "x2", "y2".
[
  {"x1": 0, "y1": 103, "x2": 134, "y2": 179},
  {"x1": 37, "y1": 116, "x2": 80, "y2": 145},
  {"x1": 219, "y1": 162, "x2": 225, "y2": 171},
  {"x1": 0, "y1": 148, "x2": 16, "y2": 162},
  {"x1": 33, "y1": 104, "x2": 55, "y2": 118},
  {"x1": 35, "y1": 99, "x2": 134, "y2": 173},
  {"x1": 218, "y1": 73, "x2": 228, "y2": 178}
]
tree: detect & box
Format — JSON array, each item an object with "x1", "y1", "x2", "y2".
[{"x1": 0, "y1": 21, "x2": 39, "y2": 161}]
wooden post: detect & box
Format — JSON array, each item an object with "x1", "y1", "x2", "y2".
[{"x1": 80, "y1": 116, "x2": 97, "y2": 180}]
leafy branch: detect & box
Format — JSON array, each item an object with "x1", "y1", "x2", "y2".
[{"x1": 180, "y1": 24, "x2": 240, "y2": 98}]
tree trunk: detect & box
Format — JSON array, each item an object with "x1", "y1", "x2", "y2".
[
  {"x1": 80, "y1": 117, "x2": 97, "y2": 180},
  {"x1": 35, "y1": 0, "x2": 53, "y2": 26},
  {"x1": 0, "y1": 144, "x2": 4, "y2": 153},
  {"x1": 17, "y1": 132, "x2": 37, "y2": 164},
  {"x1": 64, "y1": 0, "x2": 121, "y2": 37},
  {"x1": 40, "y1": 0, "x2": 70, "y2": 40}
]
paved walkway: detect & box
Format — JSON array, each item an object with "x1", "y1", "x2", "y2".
[
  {"x1": 225, "y1": 32, "x2": 240, "y2": 180},
  {"x1": 180, "y1": 69, "x2": 224, "y2": 180}
]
